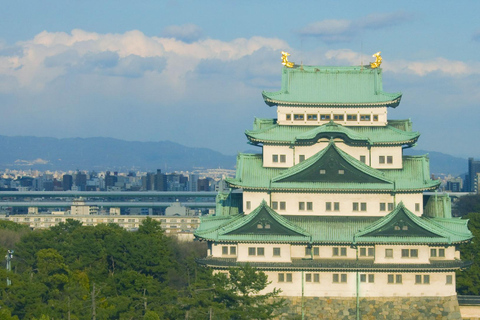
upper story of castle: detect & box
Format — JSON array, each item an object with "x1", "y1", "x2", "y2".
[{"x1": 262, "y1": 59, "x2": 402, "y2": 127}]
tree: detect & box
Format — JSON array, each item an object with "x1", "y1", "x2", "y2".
[{"x1": 182, "y1": 264, "x2": 284, "y2": 320}]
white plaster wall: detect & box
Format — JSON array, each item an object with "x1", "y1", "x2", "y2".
[
  {"x1": 243, "y1": 191, "x2": 269, "y2": 214},
  {"x1": 236, "y1": 243, "x2": 291, "y2": 263},
  {"x1": 270, "y1": 192, "x2": 396, "y2": 216},
  {"x1": 277, "y1": 106, "x2": 388, "y2": 127},
  {"x1": 294, "y1": 141, "x2": 370, "y2": 166},
  {"x1": 395, "y1": 193, "x2": 424, "y2": 216},
  {"x1": 259, "y1": 271, "x2": 456, "y2": 298},
  {"x1": 375, "y1": 245, "x2": 432, "y2": 264},
  {"x1": 370, "y1": 146, "x2": 403, "y2": 169},
  {"x1": 263, "y1": 145, "x2": 294, "y2": 168},
  {"x1": 211, "y1": 243, "x2": 237, "y2": 257}
]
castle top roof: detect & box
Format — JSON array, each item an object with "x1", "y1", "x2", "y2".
[{"x1": 262, "y1": 65, "x2": 402, "y2": 108}]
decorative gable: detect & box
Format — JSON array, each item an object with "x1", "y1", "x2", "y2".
[
  {"x1": 355, "y1": 202, "x2": 445, "y2": 240},
  {"x1": 222, "y1": 200, "x2": 310, "y2": 237},
  {"x1": 273, "y1": 141, "x2": 392, "y2": 184}
]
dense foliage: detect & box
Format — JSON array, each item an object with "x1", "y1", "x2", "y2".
[{"x1": 0, "y1": 218, "x2": 283, "y2": 319}]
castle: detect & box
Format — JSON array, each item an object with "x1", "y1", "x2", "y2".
[{"x1": 195, "y1": 53, "x2": 472, "y2": 319}]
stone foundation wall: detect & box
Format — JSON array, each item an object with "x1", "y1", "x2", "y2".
[{"x1": 275, "y1": 295, "x2": 461, "y2": 320}]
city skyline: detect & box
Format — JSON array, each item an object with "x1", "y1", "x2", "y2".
[{"x1": 0, "y1": 1, "x2": 479, "y2": 157}]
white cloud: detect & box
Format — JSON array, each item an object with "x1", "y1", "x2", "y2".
[
  {"x1": 162, "y1": 24, "x2": 203, "y2": 43},
  {"x1": 298, "y1": 12, "x2": 413, "y2": 43}
]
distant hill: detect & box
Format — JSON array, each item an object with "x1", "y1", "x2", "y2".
[
  {"x1": 404, "y1": 149, "x2": 467, "y2": 176},
  {"x1": 0, "y1": 135, "x2": 468, "y2": 175},
  {"x1": 0, "y1": 136, "x2": 236, "y2": 172}
]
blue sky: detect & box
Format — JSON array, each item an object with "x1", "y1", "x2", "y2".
[{"x1": 0, "y1": 1, "x2": 479, "y2": 159}]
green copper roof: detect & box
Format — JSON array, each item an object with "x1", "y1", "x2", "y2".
[
  {"x1": 272, "y1": 140, "x2": 392, "y2": 185},
  {"x1": 195, "y1": 203, "x2": 471, "y2": 245},
  {"x1": 245, "y1": 120, "x2": 419, "y2": 146},
  {"x1": 197, "y1": 257, "x2": 471, "y2": 272},
  {"x1": 227, "y1": 148, "x2": 439, "y2": 192},
  {"x1": 262, "y1": 66, "x2": 402, "y2": 108},
  {"x1": 353, "y1": 202, "x2": 472, "y2": 244}
]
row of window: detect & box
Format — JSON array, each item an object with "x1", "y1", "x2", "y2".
[
  {"x1": 286, "y1": 114, "x2": 379, "y2": 122},
  {"x1": 224, "y1": 246, "x2": 445, "y2": 260},
  {"x1": 271, "y1": 155, "x2": 395, "y2": 165},
  {"x1": 277, "y1": 273, "x2": 453, "y2": 285},
  {"x1": 247, "y1": 200, "x2": 421, "y2": 213}
]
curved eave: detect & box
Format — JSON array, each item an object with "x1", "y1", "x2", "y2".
[
  {"x1": 262, "y1": 93, "x2": 402, "y2": 109},
  {"x1": 197, "y1": 258, "x2": 470, "y2": 272},
  {"x1": 227, "y1": 184, "x2": 438, "y2": 194},
  {"x1": 245, "y1": 135, "x2": 419, "y2": 148}
]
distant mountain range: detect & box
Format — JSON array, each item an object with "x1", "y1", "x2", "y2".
[
  {"x1": 0, "y1": 136, "x2": 236, "y2": 172},
  {"x1": 0, "y1": 135, "x2": 468, "y2": 175}
]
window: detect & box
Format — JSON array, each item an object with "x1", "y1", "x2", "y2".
[
  {"x1": 334, "y1": 202, "x2": 340, "y2": 211},
  {"x1": 360, "y1": 155, "x2": 366, "y2": 164},
  {"x1": 326, "y1": 202, "x2": 332, "y2": 211},
  {"x1": 273, "y1": 247, "x2": 281, "y2": 256},
  {"x1": 380, "y1": 203, "x2": 386, "y2": 211},
  {"x1": 402, "y1": 249, "x2": 418, "y2": 258},
  {"x1": 272, "y1": 201, "x2": 278, "y2": 210},
  {"x1": 248, "y1": 247, "x2": 264, "y2": 256},
  {"x1": 360, "y1": 203, "x2": 367, "y2": 211},
  {"x1": 431, "y1": 248, "x2": 445, "y2": 258},
  {"x1": 415, "y1": 203, "x2": 420, "y2": 212},
  {"x1": 446, "y1": 275, "x2": 453, "y2": 284},
  {"x1": 388, "y1": 203, "x2": 394, "y2": 211},
  {"x1": 415, "y1": 275, "x2": 430, "y2": 284},
  {"x1": 307, "y1": 114, "x2": 317, "y2": 121},
  {"x1": 272, "y1": 155, "x2": 279, "y2": 163},
  {"x1": 334, "y1": 114, "x2": 344, "y2": 121},
  {"x1": 373, "y1": 115, "x2": 379, "y2": 121},
  {"x1": 280, "y1": 155, "x2": 286, "y2": 163},
  {"x1": 305, "y1": 273, "x2": 312, "y2": 282},
  {"x1": 360, "y1": 274, "x2": 375, "y2": 283},
  {"x1": 230, "y1": 247, "x2": 236, "y2": 255},
  {"x1": 347, "y1": 114, "x2": 357, "y2": 121},
  {"x1": 379, "y1": 156, "x2": 385, "y2": 164},
  {"x1": 353, "y1": 202, "x2": 359, "y2": 211},
  {"x1": 307, "y1": 202, "x2": 313, "y2": 211},
  {"x1": 305, "y1": 247, "x2": 312, "y2": 256},
  {"x1": 222, "y1": 246, "x2": 228, "y2": 255},
  {"x1": 278, "y1": 273, "x2": 284, "y2": 282},
  {"x1": 246, "y1": 201, "x2": 251, "y2": 210},
  {"x1": 319, "y1": 169, "x2": 326, "y2": 174},
  {"x1": 338, "y1": 169, "x2": 344, "y2": 174},
  {"x1": 387, "y1": 156, "x2": 393, "y2": 164},
  {"x1": 333, "y1": 247, "x2": 347, "y2": 257},
  {"x1": 299, "y1": 155, "x2": 305, "y2": 162},
  {"x1": 320, "y1": 114, "x2": 331, "y2": 120},
  {"x1": 294, "y1": 114, "x2": 304, "y2": 120},
  {"x1": 360, "y1": 114, "x2": 371, "y2": 121},
  {"x1": 385, "y1": 249, "x2": 393, "y2": 258},
  {"x1": 388, "y1": 274, "x2": 402, "y2": 284},
  {"x1": 306, "y1": 273, "x2": 320, "y2": 282},
  {"x1": 360, "y1": 247, "x2": 375, "y2": 257},
  {"x1": 333, "y1": 274, "x2": 347, "y2": 283},
  {"x1": 299, "y1": 202, "x2": 305, "y2": 211},
  {"x1": 313, "y1": 247, "x2": 319, "y2": 256},
  {"x1": 286, "y1": 114, "x2": 291, "y2": 120},
  {"x1": 286, "y1": 273, "x2": 293, "y2": 282},
  {"x1": 280, "y1": 201, "x2": 286, "y2": 210}
]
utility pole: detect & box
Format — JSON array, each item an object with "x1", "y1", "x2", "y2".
[
  {"x1": 5, "y1": 249, "x2": 14, "y2": 286},
  {"x1": 92, "y1": 282, "x2": 96, "y2": 320}
]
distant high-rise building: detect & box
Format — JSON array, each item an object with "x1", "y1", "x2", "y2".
[
  {"x1": 188, "y1": 174, "x2": 199, "y2": 191},
  {"x1": 467, "y1": 158, "x2": 480, "y2": 192},
  {"x1": 105, "y1": 171, "x2": 118, "y2": 189},
  {"x1": 197, "y1": 178, "x2": 210, "y2": 191},
  {"x1": 63, "y1": 174, "x2": 73, "y2": 191},
  {"x1": 74, "y1": 172, "x2": 87, "y2": 191},
  {"x1": 154, "y1": 169, "x2": 167, "y2": 191}
]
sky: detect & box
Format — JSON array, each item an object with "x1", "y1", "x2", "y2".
[{"x1": 0, "y1": 1, "x2": 479, "y2": 158}]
